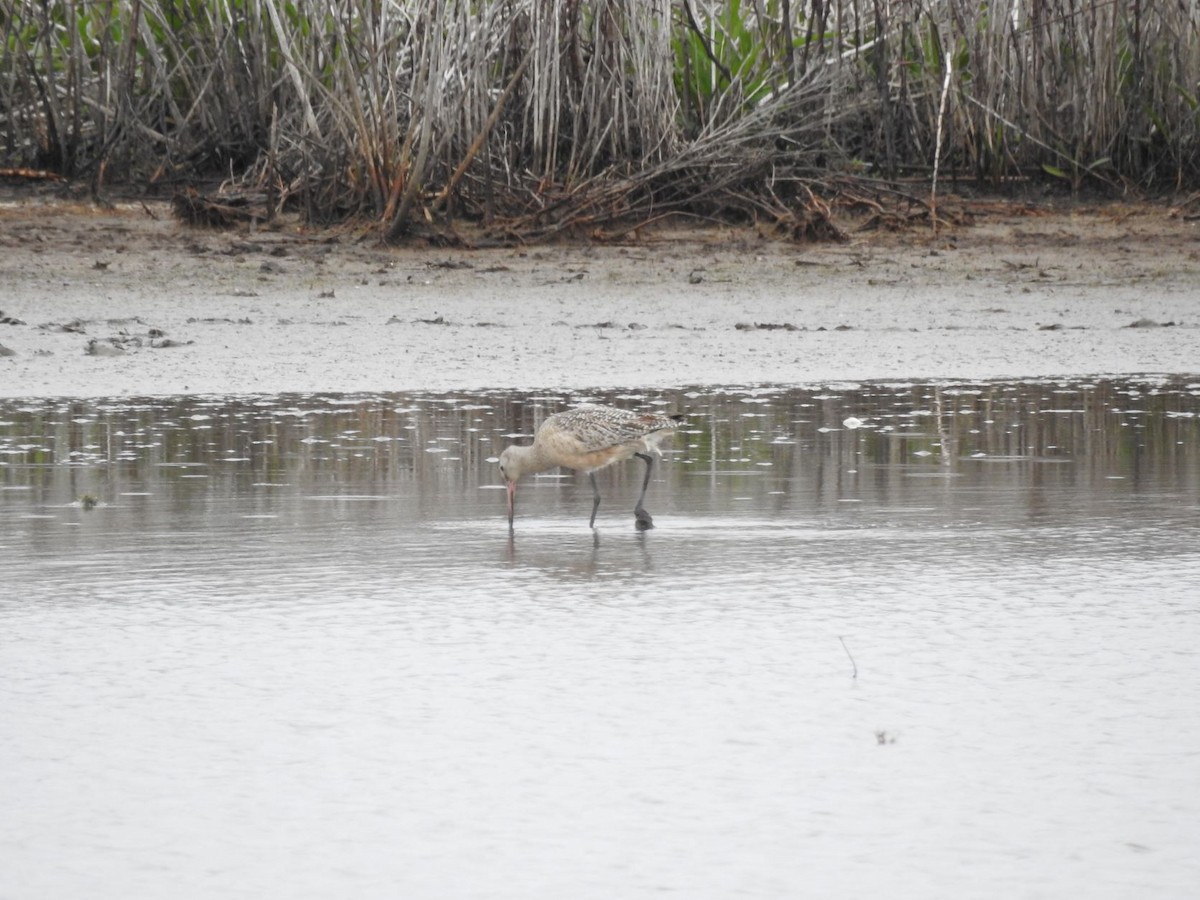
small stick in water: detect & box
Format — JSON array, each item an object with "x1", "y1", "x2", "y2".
[{"x1": 839, "y1": 636, "x2": 858, "y2": 679}]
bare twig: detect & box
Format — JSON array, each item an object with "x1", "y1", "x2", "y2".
[
  {"x1": 931, "y1": 36, "x2": 953, "y2": 237},
  {"x1": 839, "y1": 636, "x2": 858, "y2": 679}
]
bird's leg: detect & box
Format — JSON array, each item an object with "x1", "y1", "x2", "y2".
[
  {"x1": 588, "y1": 472, "x2": 602, "y2": 529},
  {"x1": 633, "y1": 452, "x2": 655, "y2": 530}
]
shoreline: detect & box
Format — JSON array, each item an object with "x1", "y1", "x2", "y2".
[{"x1": 2, "y1": 198, "x2": 1198, "y2": 399}]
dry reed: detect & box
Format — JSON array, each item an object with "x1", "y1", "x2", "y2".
[{"x1": 2, "y1": 0, "x2": 1197, "y2": 239}]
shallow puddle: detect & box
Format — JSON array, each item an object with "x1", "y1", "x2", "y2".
[{"x1": 3, "y1": 379, "x2": 1199, "y2": 898}]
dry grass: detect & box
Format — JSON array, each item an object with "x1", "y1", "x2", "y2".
[{"x1": 2, "y1": 0, "x2": 1197, "y2": 240}]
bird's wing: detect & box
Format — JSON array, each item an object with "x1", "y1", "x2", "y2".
[{"x1": 549, "y1": 406, "x2": 676, "y2": 453}]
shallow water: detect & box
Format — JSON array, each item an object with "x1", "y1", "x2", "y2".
[{"x1": 3, "y1": 379, "x2": 1199, "y2": 899}]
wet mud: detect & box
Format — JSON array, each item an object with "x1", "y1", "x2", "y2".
[{"x1": 2, "y1": 197, "x2": 1198, "y2": 397}]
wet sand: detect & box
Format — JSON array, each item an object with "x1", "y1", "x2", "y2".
[{"x1": 2, "y1": 197, "x2": 1197, "y2": 397}]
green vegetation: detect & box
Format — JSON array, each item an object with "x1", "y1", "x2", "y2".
[{"x1": 2, "y1": 0, "x2": 1198, "y2": 239}]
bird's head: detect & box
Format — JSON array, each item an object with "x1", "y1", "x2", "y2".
[
  {"x1": 498, "y1": 445, "x2": 522, "y2": 483},
  {"x1": 498, "y1": 445, "x2": 522, "y2": 525}
]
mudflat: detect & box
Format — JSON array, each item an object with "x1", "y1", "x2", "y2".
[{"x1": 2, "y1": 195, "x2": 1197, "y2": 398}]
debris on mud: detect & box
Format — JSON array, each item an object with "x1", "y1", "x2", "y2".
[
  {"x1": 1126, "y1": 318, "x2": 1178, "y2": 328},
  {"x1": 85, "y1": 327, "x2": 193, "y2": 356},
  {"x1": 172, "y1": 187, "x2": 270, "y2": 229},
  {"x1": 736, "y1": 322, "x2": 802, "y2": 331},
  {"x1": 86, "y1": 339, "x2": 125, "y2": 356},
  {"x1": 41, "y1": 319, "x2": 88, "y2": 333}
]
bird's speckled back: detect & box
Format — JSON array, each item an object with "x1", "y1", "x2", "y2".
[{"x1": 541, "y1": 405, "x2": 680, "y2": 454}]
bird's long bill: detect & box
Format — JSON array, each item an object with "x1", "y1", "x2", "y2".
[{"x1": 506, "y1": 479, "x2": 516, "y2": 526}]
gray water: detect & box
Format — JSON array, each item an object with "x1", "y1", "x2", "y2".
[{"x1": 3, "y1": 380, "x2": 1199, "y2": 899}]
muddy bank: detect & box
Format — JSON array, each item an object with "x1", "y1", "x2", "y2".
[{"x1": 1, "y1": 198, "x2": 1198, "y2": 398}]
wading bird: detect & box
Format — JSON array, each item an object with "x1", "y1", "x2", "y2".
[{"x1": 498, "y1": 405, "x2": 684, "y2": 530}]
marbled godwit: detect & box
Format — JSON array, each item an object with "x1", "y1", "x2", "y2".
[{"x1": 499, "y1": 405, "x2": 684, "y2": 530}]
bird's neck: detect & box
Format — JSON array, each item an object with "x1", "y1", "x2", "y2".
[{"x1": 511, "y1": 442, "x2": 555, "y2": 478}]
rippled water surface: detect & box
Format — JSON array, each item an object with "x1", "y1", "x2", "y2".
[{"x1": 4, "y1": 380, "x2": 1200, "y2": 899}]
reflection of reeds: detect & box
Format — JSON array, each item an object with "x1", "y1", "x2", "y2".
[
  {"x1": 2, "y1": 0, "x2": 1198, "y2": 234},
  {"x1": 3, "y1": 382, "x2": 1197, "y2": 522}
]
